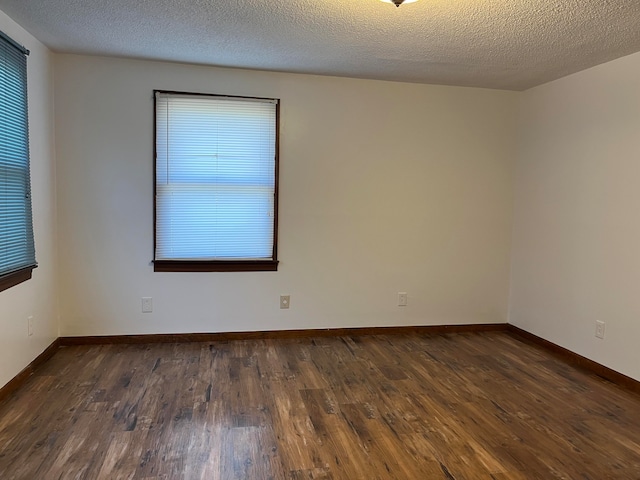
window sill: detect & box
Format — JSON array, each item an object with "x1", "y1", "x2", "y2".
[
  {"x1": 154, "y1": 260, "x2": 279, "y2": 272},
  {"x1": 0, "y1": 265, "x2": 37, "y2": 293}
]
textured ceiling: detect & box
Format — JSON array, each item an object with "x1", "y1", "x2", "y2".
[{"x1": 2, "y1": 0, "x2": 640, "y2": 90}]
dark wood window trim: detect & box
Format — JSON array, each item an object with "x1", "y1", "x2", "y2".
[
  {"x1": 154, "y1": 260, "x2": 278, "y2": 272},
  {"x1": 153, "y1": 90, "x2": 280, "y2": 273},
  {"x1": 0, "y1": 265, "x2": 37, "y2": 293},
  {"x1": 0, "y1": 33, "x2": 36, "y2": 292}
]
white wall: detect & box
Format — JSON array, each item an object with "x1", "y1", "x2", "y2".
[
  {"x1": 0, "y1": 10, "x2": 58, "y2": 388},
  {"x1": 511, "y1": 51, "x2": 640, "y2": 380},
  {"x1": 54, "y1": 54, "x2": 517, "y2": 336}
]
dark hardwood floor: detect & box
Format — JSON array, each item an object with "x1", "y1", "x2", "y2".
[{"x1": 1, "y1": 331, "x2": 639, "y2": 479}]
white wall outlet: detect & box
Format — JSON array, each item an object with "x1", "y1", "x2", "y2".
[
  {"x1": 595, "y1": 320, "x2": 605, "y2": 339},
  {"x1": 398, "y1": 292, "x2": 408, "y2": 306},
  {"x1": 142, "y1": 297, "x2": 153, "y2": 313},
  {"x1": 280, "y1": 295, "x2": 290, "y2": 309},
  {"x1": 27, "y1": 316, "x2": 33, "y2": 336}
]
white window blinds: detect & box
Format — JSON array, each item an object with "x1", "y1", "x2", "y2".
[
  {"x1": 0, "y1": 31, "x2": 35, "y2": 281},
  {"x1": 155, "y1": 92, "x2": 278, "y2": 262}
]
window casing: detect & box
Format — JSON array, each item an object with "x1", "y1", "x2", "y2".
[
  {"x1": 154, "y1": 91, "x2": 279, "y2": 272},
  {"x1": 0, "y1": 31, "x2": 36, "y2": 293}
]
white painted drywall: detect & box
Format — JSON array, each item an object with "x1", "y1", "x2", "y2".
[
  {"x1": 54, "y1": 54, "x2": 517, "y2": 336},
  {"x1": 0, "y1": 10, "x2": 58, "y2": 388},
  {"x1": 510, "y1": 50, "x2": 640, "y2": 380}
]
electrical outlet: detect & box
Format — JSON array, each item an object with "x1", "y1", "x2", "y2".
[
  {"x1": 280, "y1": 295, "x2": 290, "y2": 309},
  {"x1": 398, "y1": 292, "x2": 408, "y2": 306},
  {"x1": 27, "y1": 316, "x2": 33, "y2": 336},
  {"x1": 595, "y1": 320, "x2": 605, "y2": 339},
  {"x1": 142, "y1": 297, "x2": 153, "y2": 313}
]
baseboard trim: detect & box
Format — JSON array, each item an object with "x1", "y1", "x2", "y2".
[
  {"x1": 59, "y1": 323, "x2": 508, "y2": 345},
  {"x1": 0, "y1": 338, "x2": 61, "y2": 404},
  {"x1": 506, "y1": 324, "x2": 640, "y2": 395}
]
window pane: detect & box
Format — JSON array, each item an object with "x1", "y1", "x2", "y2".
[
  {"x1": 155, "y1": 92, "x2": 278, "y2": 264},
  {"x1": 0, "y1": 31, "x2": 36, "y2": 281}
]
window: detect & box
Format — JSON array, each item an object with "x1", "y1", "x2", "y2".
[
  {"x1": 0, "y1": 31, "x2": 36, "y2": 293},
  {"x1": 154, "y1": 91, "x2": 279, "y2": 272}
]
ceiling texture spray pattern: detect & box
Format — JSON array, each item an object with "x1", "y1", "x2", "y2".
[{"x1": 1, "y1": 0, "x2": 640, "y2": 90}]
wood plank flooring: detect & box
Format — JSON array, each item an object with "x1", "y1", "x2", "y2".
[{"x1": 1, "y1": 331, "x2": 639, "y2": 479}]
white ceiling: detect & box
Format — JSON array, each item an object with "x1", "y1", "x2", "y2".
[{"x1": 2, "y1": 0, "x2": 640, "y2": 90}]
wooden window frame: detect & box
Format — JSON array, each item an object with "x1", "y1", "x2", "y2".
[
  {"x1": 0, "y1": 266, "x2": 36, "y2": 293},
  {"x1": 0, "y1": 31, "x2": 36, "y2": 293},
  {"x1": 153, "y1": 90, "x2": 280, "y2": 273}
]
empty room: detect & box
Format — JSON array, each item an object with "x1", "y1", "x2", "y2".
[{"x1": 1, "y1": 0, "x2": 640, "y2": 478}]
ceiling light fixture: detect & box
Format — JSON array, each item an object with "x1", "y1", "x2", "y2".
[{"x1": 380, "y1": 0, "x2": 418, "y2": 7}]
